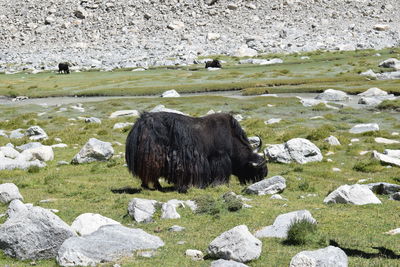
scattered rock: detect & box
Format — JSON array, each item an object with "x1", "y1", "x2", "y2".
[
  {"x1": 127, "y1": 198, "x2": 158, "y2": 223},
  {"x1": 232, "y1": 45, "x2": 257, "y2": 57},
  {"x1": 324, "y1": 184, "x2": 382, "y2": 205},
  {"x1": 113, "y1": 122, "x2": 134, "y2": 129},
  {"x1": 109, "y1": 110, "x2": 139, "y2": 119},
  {"x1": 315, "y1": 89, "x2": 350, "y2": 101},
  {"x1": 168, "y1": 225, "x2": 185, "y2": 232},
  {"x1": 349, "y1": 123, "x2": 379, "y2": 134},
  {"x1": 289, "y1": 246, "x2": 348, "y2": 267},
  {"x1": 71, "y1": 213, "x2": 120, "y2": 236},
  {"x1": 71, "y1": 138, "x2": 114, "y2": 164},
  {"x1": 324, "y1": 136, "x2": 340, "y2": 146},
  {"x1": 85, "y1": 117, "x2": 101, "y2": 124},
  {"x1": 265, "y1": 118, "x2": 282, "y2": 124},
  {"x1": 150, "y1": 104, "x2": 184, "y2": 114},
  {"x1": 211, "y1": 259, "x2": 249, "y2": 267},
  {"x1": 385, "y1": 228, "x2": 400, "y2": 235},
  {"x1": 0, "y1": 200, "x2": 76, "y2": 260},
  {"x1": 265, "y1": 138, "x2": 323, "y2": 164},
  {"x1": 0, "y1": 183, "x2": 23, "y2": 204},
  {"x1": 161, "y1": 202, "x2": 181, "y2": 219},
  {"x1": 161, "y1": 89, "x2": 180, "y2": 98},
  {"x1": 358, "y1": 87, "x2": 388, "y2": 97},
  {"x1": 379, "y1": 58, "x2": 400, "y2": 70},
  {"x1": 372, "y1": 150, "x2": 400, "y2": 167},
  {"x1": 207, "y1": 225, "x2": 262, "y2": 263},
  {"x1": 255, "y1": 210, "x2": 316, "y2": 238},
  {"x1": 185, "y1": 249, "x2": 203, "y2": 261},
  {"x1": 374, "y1": 137, "x2": 399, "y2": 144},
  {"x1": 244, "y1": 176, "x2": 286, "y2": 195},
  {"x1": 57, "y1": 224, "x2": 164, "y2": 266}
]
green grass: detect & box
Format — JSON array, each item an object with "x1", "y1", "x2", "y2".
[
  {"x1": 1, "y1": 48, "x2": 400, "y2": 98},
  {"x1": 0, "y1": 48, "x2": 400, "y2": 266}
]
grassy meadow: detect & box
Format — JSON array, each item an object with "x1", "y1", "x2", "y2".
[{"x1": 0, "y1": 48, "x2": 400, "y2": 267}]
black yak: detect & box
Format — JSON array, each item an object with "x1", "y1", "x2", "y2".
[
  {"x1": 205, "y1": 59, "x2": 222, "y2": 69},
  {"x1": 125, "y1": 112, "x2": 267, "y2": 193},
  {"x1": 58, "y1": 62, "x2": 70, "y2": 74}
]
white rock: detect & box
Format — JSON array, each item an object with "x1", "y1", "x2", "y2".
[
  {"x1": 315, "y1": 89, "x2": 350, "y2": 101},
  {"x1": 372, "y1": 151, "x2": 400, "y2": 167},
  {"x1": 127, "y1": 198, "x2": 158, "y2": 223},
  {"x1": 207, "y1": 225, "x2": 262, "y2": 263},
  {"x1": 71, "y1": 213, "x2": 120, "y2": 236},
  {"x1": 255, "y1": 210, "x2": 316, "y2": 239},
  {"x1": 232, "y1": 45, "x2": 257, "y2": 57},
  {"x1": 289, "y1": 246, "x2": 348, "y2": 267},
  {"x1": 0, "y1": 146, "x2": 20, "y2": 159},
  {"x1": 384, "y1": 149, "x2": 400, "y2": 159},
  {"x1": 161, "y1": 89, "x2": 180, "y2": 98},
  {"x1": 211, "y1": 259, "x2": 249, "y2": 267},
  {"x1": 358, "y1": 87, "x2": 388, "y2": 97},
  {"x1": 167, "y1": 20, "x2": 185, "y2": 30},
  {"x1": 21, "y1": 145, "x2": 54, "y2": 162},
  {"x1": 71, "y1": 138, "x2": 114, "y2": 164},
  {"x1": 109, "y1": 110, "x2": 139, "y2": 118},
  {"x1": 349, "y1": 123, "x2": 379, "y2": 134},
  {"x1": 161, "y1": 203, "x2": 181, "y2": 219},
  {"x1": 324, "y1": 184, "x2": 381, "y2": 205},
  {"x1": 113, "y1": 122, "x2": 134, "y2": 129},
  {"x1": 324, "y1": 136, "x2": 340, "y2": 146},
  {"x1": 185, "y1": 249, "x2": 203, "y2": 261},
  {"x1": 265, "y1": 118, "x2": 281, "y2": 124},
  {"x1": 150, "y1": 104, "x2": 184, "y2": 114},
  {"x1": 0, "y1": 183, "x2": 23, "y2": 204},
  {"x1": 374, "y1": 137, "x2": 399, "y2": 144},
  {"x1": 207, "y1": 33, "x2": 221, "y2": 41},
  {"x1": 385, "y1": 228, "x2": 400, "y2": 235},
  {"x1": 26, "y1": 126, "x2": 48, "y2": 141},
  {"x1": 245, "y1": 176, "x2": 286, "y2": 195},
  {"x1": 379, "y1": 58, "x2": 400, "y2": 70}
]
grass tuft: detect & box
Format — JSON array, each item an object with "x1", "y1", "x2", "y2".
[{"x1": 284, "y1": 218, "x2": 318, "y2": 245}]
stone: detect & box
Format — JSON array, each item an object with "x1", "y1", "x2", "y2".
[
  {"x1": 0, "y1": 130, "x2": 8, "y2": 138},
  {"x1": 373, "y1": 24, "x2": 390, "y2": 31},
  {"x1": 245, "y1": 176, "x2": 286, "y2": 195},
  {"x1": 169, "y1": 225, "x2": 185, "y2": 232},
  {"x1": 20, "y1": 145, "x2": 54, "y2": 162},
  {"x1": 0, "y1": 183, "x2": 23, "y2": 204},
  {"x1": 9, "y1": 129, "x2": 25, "y2": 139},
  {"x1": 150, "y1": 104, "x2": 184, "y2": 114},
  {"x1": 71, "y1": 213, "x2": 120, "y2": 236},
  {"x1": 71, "y1": 138, "x2": 114, "y2": 164},
  {"x1": 0, "y1": 200, "x2": 76, "y2": 260},
  {"x1": 161, "y1": 203, "x2": 181, "y2": 219},
  {"x1": 127, "y1": 198, "x2": 158, "y2": 223},
  {"x1": 384, "y1": 149, "x2": 400, "y2": 159},
  {"x1": 0, "y1": 146, "x2": 20, "y2": 159},
  {"x1": 255, "y1": 210, "x2": 316, "y2": 239},
  {"x1": 74, "y1": 7, "x2": 88, "y2": 19},
  {"x1": 390, "y1": 192, "x2": 400, "y2": 201},
  {"x1": 265, "y1": 118, "x2": 281, "y2": 124},
  {"x1": 185, "y1": 249, "x2": 203, "y2": 261},
  {"x1": 167, "y1": 20, "x2": 185, "y2": 30},
  {"x1": 109, "y1": 110, "x2": 139, "y2": 118},
  {"x1": 358, "y1": 87, "x2": 388, "y2": 97},
  {"x1": 299, "y1": 98, "x2": 327, "y2": 107},
  {"x1": 385, "y1": 228, "x2": 400, "y2": 235},
  {"x1": 211, "y1": 259, "x2": 249, "y2": 267},
  {"x1": 360, "y1": 69, "x2": 378, "y2": 78},
  {"x1": 232, "y1": 45, "x2": 257, "y2": 57},
  {"x1": 372, "y1": 150, "x2": 400, "y2": 167},
  {"x1": 26, "y1": 126, "x2": 48, "y2": 141},
  {"x1": 289, "y1": 246, "x2": 348, "y2": 267},
  {"x1": 84, "y1": 117, "x2": 101, "y2": 124},
  {"x1": 207, "y1": 225, "x2": 262, "y2": 263},
  {"x1": 315, "y1": 89, "x2": 350, "y2": 101},
  {"x1": 113, "y1": 122, "x2": 134, "y2": 129},
  {"x1": 16, "y1": 142, "x2": 43, "y2": 152},
  {"x1": 324, "y1": 184, "x2": 382, "y2": 205},
  {"x1": 207, "y1": 33, "x2": 221, "y2": 41},
  {"x1": 374, "y1": 137, "x2": 399, "y2": 144},
  {"x1": 270, "y1": 194, "x2": 288, "y2": 201},
  {"x1": 324, "y1": 136, "x2": 340, "y2": 146},
  {"x1": 349, "y1": 123, "x2": 379, "y2": 134},
  {"x1": 379, "y1": 58, "x2": 400, "y2": 70},
  {"x1": 248, "y1": 136, "x2": 261, "y2": 150},
  {"x1": 161, "y1": 89, "x2": 180, "y2": 98},
  {"x1": 57, "y1": 224, "x2": 164, "y2": 266}
]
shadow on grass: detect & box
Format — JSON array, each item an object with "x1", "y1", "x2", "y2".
[
  {"x1": 111, "y1": 186, "x2": 177, "y2": 194},
  {"x1": 329, "y1": 240, "x2": 400, "y2": 259}
]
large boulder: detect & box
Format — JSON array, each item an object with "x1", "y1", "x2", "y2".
[
  {"x1": 265, "y1": 138, "x2": 323, "y2": 164},
  {"x1": 0, "y1": 146, "x2": 20, "y2": 159},
  {"x1": 384, "y1": 149, "x2": 400, "y2": 159},
  {"x1": 9, "y1": 129, "x2": 25, "y2": 139},
  {"x1": 127, "y1": 198, "x2": 158, "y2": 223},
  {"x1": 71, "y1": 213, "x2": 120, "y2": 236},
  {"x1": 16, "y1": 142, "x2": 43, "y2": 151},
  {"x1": 71, "y1": 138, "x2": 114, "y2": 164},
  {"x1": 161, "y1": 89, "x2": 180, "y2": 98},
  {"x1": 367, "y1": 182, "x2": 400, "y2": 195},
  {"x1": 324, "y1": 184, "x2": 381, "y2": 205},
  {"x1": 232, "y1": 45, "x2": 257, "y2": 57},
  {"x1": 378, "y1": 58, "x2": 400, "y2": 70},
  {"x1": 207, "y1": 225, "x2": 262, "y2": 263},
  {"x1": 255, "y1": 210, "x2": 316, "y2": 239},
  {"x1": 0, "y1": 200, "x2": 76, "y2": 260},
  {"x1": 349, "y1": 123, "x2": 379, "y2": 134},
  {"x1": 315, "y1": 89, "x2": 350, "y2": 101},
  {"x1": 20, "y1": 145, "x2": 54, "y2": 162},
  {"x1": 244, "y1": 176, "x2": 286, "y2": 195},
  {"x1": 358, "y1": 87, "x2": 388, "y2": 97},
  {"x1": 0, "y1": 157, "x2": 46, "y2": 171},
  {"x1": 26, "y1": 126, "x2": 48, "y2": 141},
  {"x1": 289, "y1": 246, "x2": 348, "y2": 267},
  {"x1": 57, "y1": 224, "x2": 164, "y2": 266},
  {"x1": 0, "y1": 183, "x2": 23, "y2": 204},
  {"x1": 372, "y1": 150, "x2": 400, "y2": 167}
]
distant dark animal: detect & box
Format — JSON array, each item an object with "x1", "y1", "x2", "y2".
[
  {"x1": 125, "y1": 112, "x2": 267, "y2": 193},
  {"x1": 205, "y1": 59, "x2": 222, "y2": 69},
  {"x1": 58, "y1": 62, "x2": 70, "y2": 74}
]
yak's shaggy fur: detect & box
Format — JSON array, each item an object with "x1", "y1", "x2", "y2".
[{"x1": 125, "y1": 112, "x2": 267, "y2": 192}]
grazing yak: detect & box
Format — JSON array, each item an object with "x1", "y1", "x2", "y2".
[
  {"x1": 205, "y1": 59, "x2": 222, "y2": 69},
  {"x1": 58, "y1": 62, "x2": 70, "y2": 74},
  {"x1": 125, "y1": 112, "x2": 267, "y2": 193}
]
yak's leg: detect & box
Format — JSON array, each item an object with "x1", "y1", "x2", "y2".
[
  {"x1": 178, "y1": 185, "x2": 188, "y2": 194},
  {"x1": 141, "y1": 182, "x2": 150, "y2": 190},
  {"x1": 153, "y1": 179, "x2": 164, "y2": 192}
]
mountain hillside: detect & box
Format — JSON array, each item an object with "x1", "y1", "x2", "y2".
[{"x1": 1, "y1": 0, "x2": 399, "y2": 71}]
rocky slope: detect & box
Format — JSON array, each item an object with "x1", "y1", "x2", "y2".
[{"x1": 0, "y1": 0, "x2": 399, "y2": 71}]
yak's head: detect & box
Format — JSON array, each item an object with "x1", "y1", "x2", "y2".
[{"x1": 233, "y1": 138, "x2": 268, "y2": 184}]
